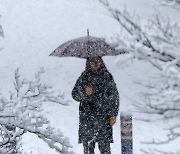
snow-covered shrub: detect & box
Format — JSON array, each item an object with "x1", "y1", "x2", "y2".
[
  {"x1": 0, "y1": 68, "x2": 74, "y2": 154},
  {"x1": 133, "y1": 70, "x2": 180, "y2": 153}
]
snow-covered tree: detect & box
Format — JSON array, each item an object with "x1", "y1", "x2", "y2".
[
  {"x1": 98, "y1": 0, "x2": 180, "y2": 153},
  {"x1": 98, "y1": 0, "x2": 180, "y2": 71},
  {"x1": 0, "y1": 14, "x2": 74, "y2": 154},
  {"x1": 0, "y1": 68, "x2": 74, "y2": 154},
  {"x1": 133, "y1": 71, "x2": 180, "y2": 154}
]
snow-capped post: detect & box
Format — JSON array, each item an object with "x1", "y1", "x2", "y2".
[{"x1": 121, "y1": 113, "x2": 133, "y2": 154}]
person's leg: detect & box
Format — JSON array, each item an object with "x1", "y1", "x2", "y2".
[
  {"x1": 98, "y1": 141, "x2": 111, "y2": 154},
  {"x1": 83, "y1": 141, "x2": 96, "y2": 154}
]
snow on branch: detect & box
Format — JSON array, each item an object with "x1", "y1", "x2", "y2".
[
  {"x1": 98, "y1": 0, "x2": 180, "y2": 70},
  {"x1": 132, "y1": 72, "x2": 180, "y2": 153},
  {"x1": 159, "y1": 0, "x2": 180, "y2": 7},
  {"x1": 0, "y1": 68, "x2": 74, "y2": 154}
]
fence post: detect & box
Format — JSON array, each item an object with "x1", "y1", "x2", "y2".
[{"x1": 120, "y1": 113, "x2": 133, "y2": 154}]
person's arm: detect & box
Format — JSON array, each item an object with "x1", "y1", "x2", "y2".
[
  {"x1": 109, "y1": 82, "x2": 119, "y2": 126},
  {"x1": 71, "y1": 74, "x2": 86, "y2": 102},
  {"x1": 109, "y1": 81, "x2": 119, "y2": 117},
  {"x1": 105, "y1": 74, "x2": 120, "y2": 125},
  {"x1": 72, "y1": 72, "x2": 94, "y2": 102}
]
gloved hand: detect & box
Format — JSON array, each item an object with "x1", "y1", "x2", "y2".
[
  {"x1": 110, "y1": 116, "x2": 116, "y2": 126},
  {"x1": 85, "y1": 86, "x2": 93, "y2": 95}
]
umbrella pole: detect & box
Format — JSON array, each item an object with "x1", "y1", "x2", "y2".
[
  {"x1": 87, "y1": 29, "x2": 90, "y2": 57},
  {"x1": 87, "y1": 29, "x2": 89, "y2": 37}
]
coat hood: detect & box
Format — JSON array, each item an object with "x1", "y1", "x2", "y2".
[{"x1": 85, "y1": 57, "x2": 109, "y2": 76}]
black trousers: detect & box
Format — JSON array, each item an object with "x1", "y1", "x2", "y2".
[{"x1": 83, "y1": 141, "x2": 111, "y2": 154}]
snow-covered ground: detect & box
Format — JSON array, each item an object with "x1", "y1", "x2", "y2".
[{"x1": 0, "y1": 0, "x2": 179, "y2": 153}]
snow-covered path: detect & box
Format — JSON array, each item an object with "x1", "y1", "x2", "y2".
[{"x1": 0, "y1": 0, "x2": 179, "y2": 153}]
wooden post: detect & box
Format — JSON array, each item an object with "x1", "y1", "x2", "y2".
[{"x1": 121, "y1": 114, "x2": 133, "y2": 154}]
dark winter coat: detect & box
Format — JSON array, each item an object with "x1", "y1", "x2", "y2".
[{"x1": 71, "y1": 57, "x2": 119, "y2": 143}]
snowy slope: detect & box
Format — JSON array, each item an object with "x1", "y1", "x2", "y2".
[{"x1": 0, "y1": 0, "x2": 179, "y2": 153}]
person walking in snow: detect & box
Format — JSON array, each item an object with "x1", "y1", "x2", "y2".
[{"x1": 72, "y1": 56, "x2": 119, "y2": 154}]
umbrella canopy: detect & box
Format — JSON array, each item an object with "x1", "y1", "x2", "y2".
[{"x1": 49, "y1": 35, "x2": 128, "y2": 58}]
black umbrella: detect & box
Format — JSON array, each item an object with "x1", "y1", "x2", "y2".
[{"x1": 49, "y1": 30, "x2": 128, "y2": 58}]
